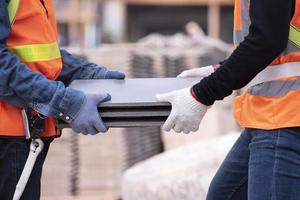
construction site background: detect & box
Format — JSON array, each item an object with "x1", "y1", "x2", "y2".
[{"x1": 42, "y1": 0, "x2": 239, "y2": 200}]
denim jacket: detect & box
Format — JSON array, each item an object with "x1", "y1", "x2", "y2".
[{"x1": 0, "y1": 0, "x2": 108, "y2": 123}]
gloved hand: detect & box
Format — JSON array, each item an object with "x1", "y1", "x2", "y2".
[
  {"x1": 91, "y1": 66, "x2": 125, "y2": 80},
  {"x1": 156, "y1": 88, "x2": 209, "y2": 134},
  {"x1": 103, "y1": 70, "x2": 125, "y2": 79},
  {"x1": 70, "y1": 93, "x2": 111, "y2": 135},
  {"x1": 59, "y1": 49, "x2": 126, "y2": 82},
  {"x1": 177, "y1": 65, "x2": 215, "y2": 78}
]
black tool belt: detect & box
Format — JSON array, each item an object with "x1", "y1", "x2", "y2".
[{"x1": 26, "y1": 110, "x2": 45, "y2": 139}]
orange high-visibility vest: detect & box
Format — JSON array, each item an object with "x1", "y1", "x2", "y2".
[
  {"x1": 0, "y1": 0, "x2": 62, "y2": 137},
  {"x1": 233, "y1": 0, "x2": 300, "y2": 129}
]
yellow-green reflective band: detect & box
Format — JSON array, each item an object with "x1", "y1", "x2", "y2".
[
  {"x1": 8, "y1": 0, "x2": 20, "y2": 25},
  {"x1": 8, "y1": 43, "x2": 61, "y2": 62},
  {"x1": 289, "y1": 25, "x2": 300, "y2": 48}
]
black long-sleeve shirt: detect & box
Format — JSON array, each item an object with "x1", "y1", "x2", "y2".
[{"x1": 193, "y1": 0, "x2": 295, "y2": 105}]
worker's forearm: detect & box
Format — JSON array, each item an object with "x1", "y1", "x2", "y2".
[
  {"x1": 0, "y1": 46, "x2": 85, "y2": 120},
  {"x1": 193, "y1": 0, "x2": 294, "y2": 105},
  {"x1": 57, "y1": 49, "x2": 108, "y2": 85}
]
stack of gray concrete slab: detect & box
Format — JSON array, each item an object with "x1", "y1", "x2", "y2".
[{"x1": 58, "y1": 78, "x2": 200, "y2": 128}]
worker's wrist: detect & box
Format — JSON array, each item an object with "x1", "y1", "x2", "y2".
[
  {"x1": 190, "y1": 88, "x2": 206, "y2": 105},
  {"x1": 54, "y1": 88, "x2": 86, "y2": 123},
  {"x1": 29, "y1": 88, "x2": 85, "y2": 123},
  {"x1": 191, "y1": 85, "x2": 215, "y2": 106}
]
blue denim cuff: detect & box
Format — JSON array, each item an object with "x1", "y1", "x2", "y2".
[
  {"x1": 29, "y1": 87, "x2": 85, "y2": 123},
  {"x1": 57, "y1": 88, "x2": 85, "y2": 123}
]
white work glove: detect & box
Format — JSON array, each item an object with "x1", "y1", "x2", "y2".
[
  {"x1": 177, "y1": 65, "x2": 215, "y2": 78},
  {"x1": 156, "y1": 88, "x2": 209, "y2": 134}
]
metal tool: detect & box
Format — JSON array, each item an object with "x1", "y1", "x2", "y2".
[{"x1": 13, "y1": 109, "x2": 45, "y2": 200}]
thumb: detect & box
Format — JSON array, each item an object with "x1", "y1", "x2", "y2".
[
  {"x1": 177, "y1": 71, "x2": 187, "y2": 78},
  {"x1": 156, "y1": 92, "x2": 173, "y2": 102},
  {"x1": 177, "y1": 69, "x2": 199, "y2": 78},
  {"x1": 93, "y1": 93, "x2": 111, "y2": 104},
  {"x1": 105, "y1": 71, "x2": 126, "y2": 79}
]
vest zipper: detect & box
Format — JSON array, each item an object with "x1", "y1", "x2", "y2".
[{"x1": 40, "y1": 0, "x2": 49, "y2": 17}]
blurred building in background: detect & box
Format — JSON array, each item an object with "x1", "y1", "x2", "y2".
[{"x1": 53, "y1": 0, "x2": 234, "y2": 48}]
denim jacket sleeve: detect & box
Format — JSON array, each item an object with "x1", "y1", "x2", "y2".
[
  {"x1": 57, "y1": 49, "x2": 109, "y2": 86},
  {"x1": 0, "y1": 0, "x2": 85, "y2": 123}
]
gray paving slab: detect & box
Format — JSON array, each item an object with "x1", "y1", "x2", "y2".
[
  {"x1": 100, "y1": 110, "x2": 171, "y2": 118},
  {"x1": 99, "y1": 105, "x2": 171, "y2": 111},
  {"x1": 57, "y1": 117, "x2": 166, "y2": 129},
  {"x1": 99, "y1": 105, "x2": 171, "y2": 117},
  {"x1": 105, "y1": 121, "x2": 164, "y2": 127},
  {"x1": 99, "y1": 102, "x2": 171, "y2": 108},
  {"x1": 58, "y1": 78, "x2": 201, "y2": 128},
  {"x1": 69, "y1": 78, "x2": 201, "y2": 107}
]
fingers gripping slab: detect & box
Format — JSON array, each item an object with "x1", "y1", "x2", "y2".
[
  {"x1": 156, "y1": 88, "x2": 209, "y2": 134},
  {"x1": 70, "y1": 93, "x2": 111, "y2": 135}
]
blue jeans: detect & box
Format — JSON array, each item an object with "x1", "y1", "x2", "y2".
[
  {"x1": 0, "y1": 138, "x2": 52, "y2": 200},
  {"x1": 207, "y1": 128, "x2": 300, "y2": 200}
]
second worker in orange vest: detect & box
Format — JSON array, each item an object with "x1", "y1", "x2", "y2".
[{"x1": 157, "y1": 0, "x2": 300, "y2": 199}]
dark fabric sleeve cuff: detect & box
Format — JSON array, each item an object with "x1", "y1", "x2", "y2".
[
  {"x1": 192, "y1": 82, "x2": 215, "y2": 106},
  {"x1": 190, "y1": 88, "x2": 206, "y2": 105}
]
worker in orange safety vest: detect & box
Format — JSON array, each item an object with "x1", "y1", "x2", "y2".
[
  {"x1": 0, "y1": 0, "x2": 125, "y2": 199},
  {"x1": 157, "y1": 0, "x2": 300, "y2": 199}
]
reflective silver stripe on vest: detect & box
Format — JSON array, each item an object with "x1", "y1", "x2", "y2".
[
  {"x1": 234, "y1": 0, "x2": 250, "y2": 45},
  {"x1": 248, "y1": 62, "x2": 300, "y2": 86},
  {"x1": 248, "y1": 78, "x2": 300, "y2": 97},
  {"x1": 233, "y1": 0, "x2": 300, "y2": 56},
  {"x1": 278, "y1": 35, "x2": 300, "y2": 56},
  {"x1": 248, "y1": 62, "x2": 300, "y2": 96},
  {"x1": 248, "y1": 77, "x2": 300, "y2": 97},
  {"x1": 284, "y1": 42, "x2": 300, "y2": 54},
  {"x1": 233, "y1": 30, "x2": 244, "y2": 45}
]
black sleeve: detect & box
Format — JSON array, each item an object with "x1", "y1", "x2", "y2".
[{"x1": 192, "y1": 0, "x2": 295, "y2": 106}]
